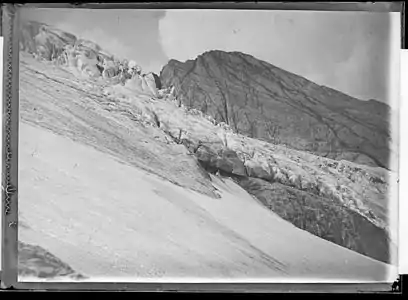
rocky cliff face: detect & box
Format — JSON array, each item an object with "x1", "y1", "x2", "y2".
[{"x1": 160, "y1": 50, "x2": 394, "y2": 170}]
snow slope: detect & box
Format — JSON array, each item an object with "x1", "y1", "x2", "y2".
[{"x1": 19, "y1": 122, "x2": 396, "y2": 282}]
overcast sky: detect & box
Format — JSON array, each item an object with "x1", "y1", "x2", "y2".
[{"x1": 20, "y1": 8, "x2": 400, "y2": 105}]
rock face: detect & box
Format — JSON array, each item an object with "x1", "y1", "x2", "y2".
[
  {"x1": 236, "y1": 179, "x2": 395, "y2": 264},
  {"x1": 151, "y1": 72, "x2": 162, "y2": 90},
  {"x1": 160, "y1": 50, "x2": 394, "y2": 170},
  {"x1": 18, "y1": 241, "x2": 86, "y2": 280}
]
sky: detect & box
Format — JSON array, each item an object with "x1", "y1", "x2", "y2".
[{"x1": 20, "y1": 8, "x2": 400, "y2": 105}]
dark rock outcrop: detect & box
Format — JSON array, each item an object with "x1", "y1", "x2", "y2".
[
  {"x1": 194, "y1": 145, "x2": 246, "y2": 177},
  {"x1": 216, "y1": 149, "x2": 247, "y2": 177},
  {"x1": 160, "y1": 50, "x2": 393, "y2": 169},
  {"x1": 18, "y1": 241, "x2": 86, "y2": 280},
  {"x1": 236, "y1": 178, "x2": 395, "y2": 264},
  {"x1": 151, "y1": 72, "x2": 162, "y2": 90},
  {"x1": 244, "y1": 159, "x2": 273, "y2": 181}
]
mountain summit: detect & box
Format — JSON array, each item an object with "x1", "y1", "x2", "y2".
[{"x1": 160, "y1": 50, "x2": 393, "y2": 170}]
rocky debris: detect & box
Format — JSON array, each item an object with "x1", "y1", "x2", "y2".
[
  {"x1": 160, "y1": 50, "x2": 394, "y2": 170},
  {"x1": 18, "y1": 241, "x2": 87, "y2": 280}
]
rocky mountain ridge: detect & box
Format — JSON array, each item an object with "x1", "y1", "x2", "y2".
[{"x1": 160, "y1": 50, "x2": 394, "y2": 170}]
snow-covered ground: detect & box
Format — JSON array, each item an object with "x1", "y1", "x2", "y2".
[
  {"x1": 19, "y1": 122, "x2": 396, "y2": 282},
  {"x1": 17, "y1": 52, "x2": 398, "y2": 283}
]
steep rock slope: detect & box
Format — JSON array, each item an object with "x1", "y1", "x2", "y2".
[{"x1": 160, "y1": 50, "x2": 394, "y2": 170}]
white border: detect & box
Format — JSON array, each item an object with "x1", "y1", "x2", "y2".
[{"x1": 399, "y1": 50, "x2": 408, "y2": 274}]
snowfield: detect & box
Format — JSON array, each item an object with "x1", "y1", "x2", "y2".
[
  {"x1": 19, "y1": 122, "x2": 396, "y2": 282},
  {"x1": 17, "y1": 47, "x2": 398, "y2": 284}
]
